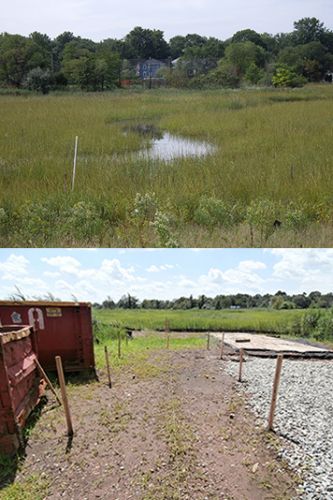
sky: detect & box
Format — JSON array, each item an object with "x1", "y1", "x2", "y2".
[
  {"x1": 1, "y1": 0, "x2": 332, "y2": 41},
  {"x1": 0, "y1": 248, "x2": 333, "y2": 303}
]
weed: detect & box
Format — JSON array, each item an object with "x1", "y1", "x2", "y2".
[{"x1": 151, "y1": 211, "x2": 179, "y2": 248}]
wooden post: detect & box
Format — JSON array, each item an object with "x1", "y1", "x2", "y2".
[
  {"x1": 55, "y1": 356, "x2": 73, "y2": 437},
  {"x1": 118, "y1": 331, "x2": 121, "y2": 359},
  {"x1": 238, "y1": 349, "x2": 244, "y2": 382},
  {"x1": 35, "y1": 358, "x2": 62, "y2": 406},
  {"x1": 268, "y1": 355, "x2": 283, "y2": 431},
  {"x1": 71, "y1": 136, "x2": 79, "y2": 192},
  {"x1": 207, "y1": 333, "x2": 211, "y2": 350},
  {"x1": 104, "y1": 346, "x2": 112, "y2": 389},
  {"x1": 165, "y1": 320, "x2": 170, "y2": 349},
  {"x1": 220, "y1": 333, "x2": 225, "y2": 360}
]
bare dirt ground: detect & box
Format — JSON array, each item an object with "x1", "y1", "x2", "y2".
[{"x1": 3, "y1": 347, "x2": 298, "y2": 499}]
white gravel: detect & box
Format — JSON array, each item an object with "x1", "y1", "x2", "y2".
[{"x1": 225, "y1": 357, "x2": 333, "y2": 500}]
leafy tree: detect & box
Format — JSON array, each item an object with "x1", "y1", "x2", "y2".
[
  {"x1": 292, "y1": 17, "x2": 326, "y2": 45},
  {"x1": 25, "y1": 67, "x2": 52, "y2": 93},
  {"x1": 211, "y1": 58, "x2": 241, "y2": 87},
  {"x1": 245, "y1": 62, "x2": 265, "y2": 84},
  {"x1": 279, "y1": 42, "x2": 333, "y2": 81},
  {"x1": 117, "y1": 294, "x2": 139, "y2": 309},
  {"x1": 169, "y1": 36, "x2": 187, "y2": 59},
  {"x1": 124, "y1": 27, "x2": 169, "y2": 59},
  {"x1": 0, "y1": 33, "x2": 49, "y2": 87},
  {"x1": 102, "y1": 297, "x2": 116, "y2": 309},
  {"x1": 232, "y1": 29, "x2": 267, "y2": 49},
  {"x1": 224, "y1": 41, "x2": 267, "y2": 77}
]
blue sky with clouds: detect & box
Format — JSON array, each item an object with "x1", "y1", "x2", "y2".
[
  {"x1": 0, "y1": 249, "x2": 333, "y2": 302},
  {"x1": 2, "y1": 0, "x2": 332, "y2": 41}
]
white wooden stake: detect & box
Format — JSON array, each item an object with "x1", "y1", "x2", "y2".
[{"x1": 71, "y1": 136, "x2": 79, "y2": 192}]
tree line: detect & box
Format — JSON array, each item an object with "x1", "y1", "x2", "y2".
[
  {"x1": 95, "y1": 290, "x2": 333, "y2": 311},
  {"x1": 1, "y1": 17, "x2": 333, "y2": 92}
]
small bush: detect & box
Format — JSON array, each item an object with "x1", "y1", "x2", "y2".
[
  {"x1": 131, "y1": 192, "x2": 158, "y2": 223},
  {"x1": 67, "y1": 201, "x2": 103, "y2": 241},
  {"x1": 246, "y1": 199, "x2": 279, "y2": 243},
  {"x1": 272, "y1": 66, "x2": 306, "y2": 88},
  {"x1": 313, "y1": 310, "x2": 333, "y2": 341},
  {"x1": 194, "y1": 196, "x2": 236, "y2": 228},
  {"x1": 151, "y1": 211, "x2": 179, "y2": 248},
  {"x1": 285, "y1": 207, "x2": 310, "y2": 230}
]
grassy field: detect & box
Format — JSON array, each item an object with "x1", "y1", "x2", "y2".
[
  {"x1": 1, "y1": 84, "x2": 333, "y2": 247},
  {"x1": 94, "y1": 307, "x2": 309, "y2": 336}
]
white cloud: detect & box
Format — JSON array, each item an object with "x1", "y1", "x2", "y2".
[
  {"x1": 270, "y1": 249, "x2": 333, "y2": 292},
  {"x1": 199, "y1": 260, "x2": 266, "y2": 293},
  {"x1": 147, "y1": 265, "x2": 160, "y2": 273},
  {"x1": 147, "y1": 264, "x2": 175, "y2": 273},
  {"x1": 0, "y1": 254, "x2": 30, "y2": 280},
  {"x1": 43, "y1": 271, "x2": 61, "y2": 278},
  {"x1": 42, "y1": 256, "x2": 81, "y2": 275}
]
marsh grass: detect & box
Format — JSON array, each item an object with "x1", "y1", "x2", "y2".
[
  {"x1": 94, "y1": 308, "x2": 309, "y2": 338},
  {"x1": 1, "y1": 85, "x2": 333, "y2": 246}
]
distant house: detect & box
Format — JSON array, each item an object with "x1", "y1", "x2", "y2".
[{"x1": 136, "y1": 59, "x2": 167, "y2": 80}]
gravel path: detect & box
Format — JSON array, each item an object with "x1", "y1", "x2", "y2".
[{"x1": 225, "y1": 358, "x2": 333, "y2": 500}]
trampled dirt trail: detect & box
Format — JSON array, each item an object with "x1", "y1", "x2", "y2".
[{"x1": 6, "y1": 348, "x2": 298, "y2": 499}]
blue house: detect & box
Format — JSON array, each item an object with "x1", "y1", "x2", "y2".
[{"x1": 136, "y1": 59, "x2": 166, "y2": 80}]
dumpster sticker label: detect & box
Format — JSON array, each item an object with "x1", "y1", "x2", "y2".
[
  {"x1": 46, "y1": 308, "x2": 62, "y2": 318},
  {"x1": 28, "y1": 308, "x2": 45, "y2": 330},
  {"x1": 11, "y1": 312, "x2": 22, "y2": 324}
]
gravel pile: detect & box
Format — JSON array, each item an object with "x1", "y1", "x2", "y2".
[{"x1": 225, "y1": 357, "x2": 333, "y2": 499}]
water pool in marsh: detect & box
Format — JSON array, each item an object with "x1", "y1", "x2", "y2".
[
  {"x1": 137, "y1": 132, "x2": 216, "y2": 162},
  {"x1": 123, "y1": 124, "x2": 217, "y2": 162}
]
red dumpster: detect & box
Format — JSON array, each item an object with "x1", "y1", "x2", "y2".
[
  {"x1": 0, "y1": 302, "x2": 95, "y2": 373},
  {"x1": 0, "y1": 325, "x2": 45, "y2": 454}
]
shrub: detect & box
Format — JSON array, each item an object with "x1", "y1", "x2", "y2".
[
  {"x1": 246, "y1": 199, "x2": 278, "y2": 243},
  {"x1": 285, "y1": 207, "x2": 311, "y2": 230},
  {"x1": 194, "y1": 196, "x2": 236, "y2": 228},
  {"x1": 131, "y1": 192, "x2": 158, "y2": 223},
  {"x1": 313, "y1": 310, "x2": 333, "y2": 341},
  {"x1": 272, "y1": 65, "x2": 306, "y2": 88},
  {"x1": 151, "y1": 211, "x2": 179, "y2": 248},
  {"x1": 25, "y1": 67, "x2": 53, "y2": 94},
  {"x1": 18, "y1": 202, "x2": 59, "y2": 244},
  {"x1": 67, "y1": 201, "x2": 103, "y2": 241}
]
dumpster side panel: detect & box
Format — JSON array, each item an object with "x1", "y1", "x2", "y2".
[
  {"x1": 0, "y1": 326, "x2": 42, "y2": 455},
  {"x1": 0, "y1": 302, "x2": 95, "y2": 372}
]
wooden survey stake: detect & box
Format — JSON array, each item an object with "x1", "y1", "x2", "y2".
[
  {"x1": 238, "y1": 349, "x2": 244, "y2": 382},
  {"x1": 105, "y1": 346, "x2": 112, "y2": 388},
  {"x1": 268, "y1": 354, "x2": 284, "y2": 431},
  {"x1": 165, "y1": 320, "x2": 170, "y2": 349},
  {"x1": 118, "y1": 331, "x2": 121, "y2": 358},
  {"x1": 55, "y1": 356, "x2": 74, "y2": 437},
  {"x1": 220, "y1": 333, "x2": 225, "y2": 360}
]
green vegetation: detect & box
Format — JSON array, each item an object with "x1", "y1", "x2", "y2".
[
  {"x1": 93, "y1": 326, "x2": 205, "y2": 372},
  {"x1": 94, "y1": 307, "x2": 333, "y2": 343},
  {"x1": 94, "y1": 308, "x2": 304, "y2": 335},
  {"x1": 1, "y1": 18, "x2": 332, "y2": 91},
  {"x1": 1, "y1": 85, "x2": 333, "y2": 247},
  {"x1": 0, "y1": 474, "x2": 49, "y2": 500}
]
